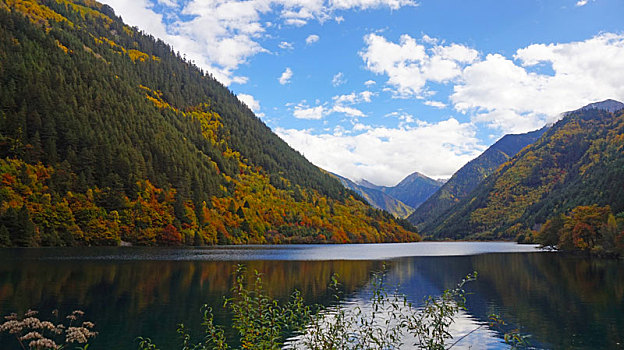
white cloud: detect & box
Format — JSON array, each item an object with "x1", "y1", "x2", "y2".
[
  {"x1": 279, "y1": 67, "x2": 293, "y2": 85},
  {"x1": 361, "y1": 31, "x2": 624, "y2": 134},
  {"x1": 276, "y1": 118, "x2": 484, "y2": 186},
  {"x1": 285, "y1": 18, "x2": 309, "y2": 26},
  {"x1": 333, "y1": 92, "x2": 358, "y2": 104},
  {"x1": 238, "y1": 93, "x2": 261, "y2": 112},
  {"x1": 576, "y1": 0, "x2": 588, "y2": 6},
  {"x1": 424, "y1": 100, "x2": 447, "y2": 109},
  {"x1": 330, "y1": 0, "x2": 417, "y2": 11},
  {"x1": 332, "y1": 72, "x2": 347, "y2": 86},
  {"x1": 332, "y1": 105, "x2": 366, "y2": 117},
  {"x1": 291, "y1": 94, "x2": 369, "y2": 119},
  {"x1": 352, "y1": 123, "x2": 371, "y2": 131},
  {"x1": 306, "y1": 34, "x2": 320, "y2": 44},
  {"x1": 421, "y1": 34, "x2": 437, "y2": 44},
  {"x1": 294, "y1": 105, "x2": 326, "y2": 119},
  {"x1": 360, "y1": 90, "x2": 374, "y2": 102},
  {"x1": 290, "y1": 90, "x2": 372, "y2": 122},
  {"x1": 433, "y1": 43, "x2": 479, "y2": 63},
  {"x1": 156, "y1": 0, "x2": 178, "y2": 8},
  {"x1": 100, "y1": 0, "x2": 169, "y2": 39},
  {"x1": 333, "y1": 91, "x2": 375, "y2": 104},
  {"x1": 364, "y1": 80, "x2": 376, "y2": 86},
  {"x1": 279, "y1": 41, "x2": 294, "y2": 50},
  {"x1": 101, "y1": 0, "x2": 416, "y2": 85},
  {"x1": 451, "y1": 33, "x2": 624, "y2": 133},
  {"x1": 101, "y1": 0, "x2": 264, "y2": 85},
  {"x1": 360, "y1": 33, "x2": 479, "y2": 97},
  {"x1": 384, "y1": 111, "x2": 415, "y2": 127}
]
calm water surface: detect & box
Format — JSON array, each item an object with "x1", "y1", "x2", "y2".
[{"x1": 0, "y1": 242, "x2": 622, "y2": 349}]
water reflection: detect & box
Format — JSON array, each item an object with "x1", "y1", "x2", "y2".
[
  {"x1": 0, "y1": 258, "x2": 382, "y2": 349},
  {"x1": 1, "y1": 245, "x2": 623, "y2": 349},
  {"x1": 383, "y1": 254, "x2": 624, "y2": 349}
]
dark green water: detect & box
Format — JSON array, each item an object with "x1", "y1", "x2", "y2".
[{"x1": 0, "y1": 243, "x2": 622, "y2": 349}]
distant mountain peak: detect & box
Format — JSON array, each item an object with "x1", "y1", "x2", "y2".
[
  {"x1": 579, "y1": 99, "x2": 624, "y2": 113},
  {"x1": 356, "y1": 178, "x2": 382, "y2": 190},
  {"x1": 396, "y1": 171, "x2": 429, "y2": 186}
]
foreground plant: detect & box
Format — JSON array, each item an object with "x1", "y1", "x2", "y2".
[
  {"x1": 137, "y1": 266, "x2": 497, "y2": 350},
  {"x1": 138, "y1": 265, "x2": 313, "y2": 350},
  {"x1": 294, "y1": 271, "x2": 478, "y2": 350},
  {"x1": 0, "y1": 309, "x2": 97, "y2": 350}
]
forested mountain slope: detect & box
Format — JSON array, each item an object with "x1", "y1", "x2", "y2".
[
  {"x1": 409, "y1": 127, "x2": 547, "y2": 229},
  {"x1": 424, "y1": 101, "x2": 624, "y2": 240},
  {"x1": 0, "y1": 0, "x2": 419, "y2": 246}
]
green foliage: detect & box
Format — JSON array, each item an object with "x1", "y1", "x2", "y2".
[
  {"x1": 227, "y1": 266, "x2": 312, "y2": 349},
  {"x1": 137, "y1": 265, "x2": 313, "y2": 350},
  {"x1": 0, "y1": 205, "x2": 35, "y2": 247},
  {"x1": 488, "y1": 314, "x2": 531, "y2": 349},
  {"x1": 0, "y1": 0, "x2": 419, "y2": 246},
  {"x1": 137, "y1": 268, "x2": 486, "y2": 350},
  {"x1": 405, "y1": 272, "x2": 477, "y2": 350},
  {"x1": 0, "y1": 224, "x2": 10, "y2": 246},
  {"x1": 535, "y1": 213, "x2": 564, "y2": 249}
]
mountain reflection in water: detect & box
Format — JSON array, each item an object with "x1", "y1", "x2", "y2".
[{"x1": 0, "y1": 243, "x2": 622, "y2": 349}]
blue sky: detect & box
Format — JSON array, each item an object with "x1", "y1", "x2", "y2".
[{"x1": 101, "y1": 0, "x2": 624, "y2": 186}]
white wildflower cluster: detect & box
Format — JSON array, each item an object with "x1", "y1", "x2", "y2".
[
  {"x1": 66, "y1": 323, "x2": 97, "y2": 344},
  {"x1": 27, "y1": 338, "x2": 59, "y2": 350},
  {"x1": 0, "y1": 309, "x2": 96, "y2": 350}
]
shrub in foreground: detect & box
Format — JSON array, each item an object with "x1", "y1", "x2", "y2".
[{"x1": 136, "y1": 266, "x2": 526, "y2": 350}]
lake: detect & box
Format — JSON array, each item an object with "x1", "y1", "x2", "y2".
[{"x1": 1, "y1": 242, "x2": 623, "y2": 349}]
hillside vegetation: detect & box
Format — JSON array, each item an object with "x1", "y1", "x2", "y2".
[
  {"x1": 0, "y1": 0, "x2": 419, "y2": 246},
  {"x1": 409, "y1": 128, "x2": 546, "y2": 230},
  {"x1": 424, "y1": 103, "x2": 624, "y2": 241}
]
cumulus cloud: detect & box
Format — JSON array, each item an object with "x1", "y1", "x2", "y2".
[
  {"x1": 294, "y1": 104, "x2": 326, "y2": 119},
  {"x1": 576, "y1": 0, "x2": 588, "y2": 6},
  {"x1": 237, "y1": 93, "x2": 260, "y2": 112},
  {"x1": 279, "y1": 67, "x2": 293, "y2": 84},
  {"x1": 360, "y1": 33, "x2": 479, "y2": 97},
  {"x1": 424, "y1": 100, "x2": 447, "y2": 108},
  {"x1": 451, "y1": 33, "x2": 624, "y2": 133},
  {"x1": 362, "y1": 32, "x2": 624, "y2": 134},
  {"x1": 332, "y1": 105, "x2": 366, "y2": 117},
  {"x1": 279, "y1": 41, "x2": 294, "y2": 50},
  {"x1": 333, "y1": 91, "x2": 375, "y2": 104},
  {"x1": 276, "y1": 118, "x2": 484, "y2": 186},
  {"x1": 306, "y1": 34, "x2": 320, "y2": 44},
  {"x1": 385, "y1": 111, "x2": 415, "y2": 127},
  {"x1": 332, "y1": 72, "x2": 347, "y2": 86},
  {"x1": 101, "y1": 0, "x2": 416, "y2": 85},
  {"x1": 291, "y1": 93, "x2": 370, "y2": 119},
  {"x1": 364, "y1": 80, "x2": 376, "y2": 86}
]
